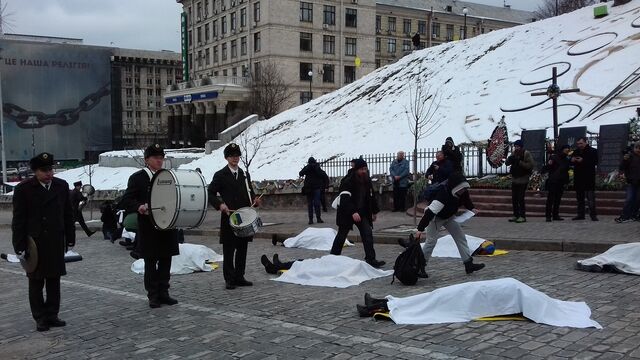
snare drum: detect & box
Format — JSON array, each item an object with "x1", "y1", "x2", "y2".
[
  {"x1": 149, "y1": 169, "x2": 208, "y2": 230},
  {"x1": 229, "y1": 207, "x2": 263, "y2": 238}
]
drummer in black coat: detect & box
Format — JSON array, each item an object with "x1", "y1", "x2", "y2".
[
  {"x1": 121, "y1": 144, "x2": 179, "y2": 308},
  {"x1": 208, "y1": 143, "x2": 261, "y2": 290},
  {"x1": 12, "y1": 152, "x2": 76, "y2": 331}
]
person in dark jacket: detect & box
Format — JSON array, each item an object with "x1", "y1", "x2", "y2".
[
  {"x1": 442, "y1": 137, "x2": 463, "y2": 172},
  {"x1": 571, "y1": 137, "x2": 599, "y2": 221},
  {"x1": 12, "y1": 152, "x2": 76, "y2": 332},
  {"x1": 389, "y1": 151, "x2": 410, "y2": 212},
  {"x1": 616, "y1": 143, "x2": 640, "y2": 223},
  {"x1": 542, "y1": 144, "x2": 571, "y2": 222},
  {"x1": 69, "y1": 181, "x2": 95, "y2": 237},
  {"x1": 208, "y1": 143, "x2": 261, "y2": 290},
  {"x1": 505, "y1": 140, "x2": 534, "y2": 223},
  {"x1": 413, "y1": 172, "x2": 484, "y2": 276},
  {"x1": 300, "y1": 157, "x2": 329, "y2": 224},
  {"x1": 330, "y1": 159, "x2": 385, "y2": 268},
  {"x1": 100, "y1": 200, "x2": 118, "y2": 241},
  {"x1": 426, "y1": 151, "x2": 454, "y2": 184},
  {"x1": 121, "y1": 144, "x2": 179, "y2": 308}
]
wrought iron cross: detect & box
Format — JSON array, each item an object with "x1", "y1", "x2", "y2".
[{"x1": 530, "y1": 67, "x2": 580, "y2": 146}]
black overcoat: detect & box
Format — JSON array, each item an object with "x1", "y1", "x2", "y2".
[
  {"x1": 121, "y1": 169, "x2": 179, "y2": 259},
  {"x1": 572, "y1": 146, "x2": 598, "y2": 190},
  {"x1": 208, "y1": 166, "x2": 256, "y2": 244},
  {"x1": 335, "y1": 173, "x2": 379, "y2": 229},
  {"x1": 12, "y1": 177, "x2": 76, "y2": 279},
  {"x1": 69, "y1": 188, "x2": 86, "y2": 213}
]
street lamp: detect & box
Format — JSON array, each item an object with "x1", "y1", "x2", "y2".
[
  {"x1": 555, "y1": 0, "x2": 558, "y2": 16},
  {"x1": 308, "y1": 70, "x2": 313, "y2": 101},
  {"x1": 462, "y1": 7, "x2": 468, "y2": 40}
]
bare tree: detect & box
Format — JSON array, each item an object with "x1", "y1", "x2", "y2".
[
  {"x1": 238, "y1": 125, "x2": 268, "y2": 174},
  {"x1": 249, "y1": 61, "x2": 292, "y2": 119},
  {"x1": 405, "y1": 81, "x2": 443, "y2": 224},
  {"x1": 535, "y1": 0, "x2": 596, "y2": 18},
  {"x1": 0, "y1": 0, "x2": 15, "y2": 35}
]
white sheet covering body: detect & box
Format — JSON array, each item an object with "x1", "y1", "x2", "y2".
[
  {"x1": 283, "y1": 227, "x2": 353, "y2": 250},
  {"x1": 429, "y1": 235, "x2": 485, "y2": 258},
  {"x1": 577, "y1": 243, "x2": 640, "y2": 275},
  {"x1": 273, "y1": 255, "x2": 393, "y2": 288},
  {"x1": 131, "y1": 243, "x2": 223, "y2": 275},
  {"x1": 386, "y1": 277, "x2": 602, "y2": 329}
]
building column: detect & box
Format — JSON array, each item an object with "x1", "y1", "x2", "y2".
[
  {"x1": 181, "y1": 104, "x2": 192, "y2": 147},
  {"x1": 193, "y1": 102, "x2": 206, "y2": 147},
  {"x1": 205, "y1": 101, "x2": 216, "y2": 140},
  {"x1": 167, "y1": 106, "x2": 176, "y2": 146},
  {"x1": 214, "y1": 101, "x2": 228, "y2": 140},
  {"x1": 173, "y1": 106, "x2": 183, "y2": 147}
]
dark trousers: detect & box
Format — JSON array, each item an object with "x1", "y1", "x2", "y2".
[
  {"x1": 29, "y1": 277, "x2": 60, "y2": 322},
  {"x1": 393, "y1": 185, "x2": 408, "y2": 211},
  {"x1": 545, "y1": 182, "x2": 565, "y2": 218},
  {"x1": 144, "y1": 257, "x2": 172, "y2": 300},
  {"x1": 320, "y1": 189, "x2": 328, "y2": 211},
  {"x1": 330, "y1": 217, "x2": 377, "y2": 262},
  {"x1": 575, "y1": 188, "x2": 597, "y2": 218},
  {"x1": 74, "y1": 210, "x2": 93, "y2": 237},
  {"x1": 222, "y1": 240, "x2": 248, "y2": 283},
  {"x1": 622, "y1": 183, "x2": 640, "y2": 219},
  {"x1": 306, "y1": 189, "x2": 322, "y2": 221},
  {"x1": 511, "y1": 182, "x2": 528, "y2": 218}
]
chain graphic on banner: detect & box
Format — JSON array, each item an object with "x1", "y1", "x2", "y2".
[{"x1": 2, "y1": 84, "x2": 110, "y2": 129}]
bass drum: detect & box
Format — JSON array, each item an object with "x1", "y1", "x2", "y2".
[{"x1": 149, "y1": 169, "x2": 208, "y2": 230}]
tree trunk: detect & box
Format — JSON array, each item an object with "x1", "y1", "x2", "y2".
[{"x1": 413, "y1": 137, "x2": 418, "y2": 226}]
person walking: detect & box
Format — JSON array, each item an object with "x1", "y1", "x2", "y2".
[
  {"x1": 330, "y1": 159, "x2": 385, "y2": 268},
  {"x1": 571, "y1": 137, "x2": 599, "y2": 221},
  {"x1": 12, "y1": 152, "x2": 76, "y2": 331},
  {"x1": 616, "y1": 143, "x2": 640, "y2": 223},
  {"x1": 69, "y1": 181, "x2": 96, "y2": 237},
  {"x1": 299, "y1": 157, "x2": 329, "y2": 224},
  {"x1": 542, "y1": 145, "x2": 571, "y2": 222},
  {"x1": 505, "y1": 140, "x2": 534, "y2": 223},
  {"x1": 389, "y1": 151, "x2": 410, "y2": 212},
  {"x1": 442, "y1": 137, "x2": 463, "y2": 172}
]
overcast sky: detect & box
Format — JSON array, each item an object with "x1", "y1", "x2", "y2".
[{"x1": 2, "y1": 0, "x2": 543, "y2": 52}]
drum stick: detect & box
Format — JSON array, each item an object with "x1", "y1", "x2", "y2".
[
  {"x1": 150, "y1": 206, "x2": 166, "y2": 211},
  {"x1": 251, "y1": 193, "x2": 265, "y2": 208}
]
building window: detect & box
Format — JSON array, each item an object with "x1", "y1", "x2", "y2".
[
  {"x1": 375, "y1": 59, "x2": 381, "y2": 68},
  {"x1": 204, "y1": 0, "x2": 209, "y2": 17},
  {"x1": 388, "y1": 17, "x2": 396, "y2": 32},
  {"x1": 213, "y1": 19, "x2": 218, "y2": 37},
  {"x1": 197, "y1": 50, "x2": 203, "y2": 67},
  {"x1": 322, "y1": 64, "x2": 334, "y2": 83},
  {"x1": 323, "y1": 35, "x2": 335, "y2": 54},
  {"x1": 188, "y1": 30, "x2": 192, "y2": 47},
  {"x1": 418, "y1": 20, "x2": 426, "y2": 35},
  {"x1": 254, "y1": 2, "x2": 260, "y2": 22},
  {"x1": 387, "y1": 38, "x2": 396, "y2": 53},
  {"x1": 126, "y1": 111, "x2": 133, "y2": 119},
  {"x1": 375, "y1": 37, "x2": 380, "y2": 52},
  {"x1": 432, "y1": 22, "x2": 440, "y2": 38},
  {"x1": 205, "y1": 48, "x2": 211, "y2": 65},
  {"x1": 241, "y1": 36, "x2": 247, "y2": 55},
  {"x1": 345, "y1": 37, "x2": 356, "y2": 56},
  {"x1": 344, "y1": 65, "x2": 355, "y2": 84},
  {"x1": 231, "y1": 40, "x2": 237, "y2": 58},
  {"x1": 222, "y1": 43, "x2": 227, "y2": 60},
  {"x1": 254, "y1": 62, "x2": 261, "y2": 79},
  {"x1": 300, "y1": 62, "x2": 312, "y2": 81},
  {"x1": 213, "y1": 45, "x2": 218, "y2": 62},
  {"x1": 221, "y1": 15, "x2": 227, "y2": 34},
  {"x1": 446, "y1": 24, "x2": 454, "y2": 41},
  {"x1": 126, "y1": 88, "x2": 132, "y2": 96},
  {"x1": 205, "y1": 23, "x2": 210, "y2": 42},
  {"x1": 223, "y1": 69, "x2": 227, "y2": 76},
  {"x1": 197, "y1": 26, "x2": 202, "y2": 44},
  {"x1": 323, "y1": 5, "x2": 335, "y2": 25},
  {"x1": 403, "y1": 19, "x2": 411, "y2": 34},
  {"x1": 345, "y1": 8, "x2": 357, "y2": 27},
  {"x1": 188, "y1": 53, "x2": 192, "y2": 71},
  {"x1": 300, "y1": 91, "x2": 312, "y2": 104},
  {"x1": 376, "y1": 15, "x2": 381, "y2": 32},
  {"x1": 300, "y1": 2, "x2": 313, "y2": 22},
  {"x1": 147, "y1": 89, "x2": 154, "y2": 96},
  {"x1": 240, "y1": 7, "x2": 247, "y2": 27},
  {"x1": 231, "y1": 12, "x2": 237, "y2": 31},
  {"x1": 403, "y1": 40, "x2": 411, "y2": 52},
  {"x1": 197, "y1": 2, "x2": 202, "y2": 20},
  {"x1": 232, "y1": 67, "x2": 238, "y2": 76},
  {"x1": 300, "y1": 32, "x2": 313, "y2": 51},
  {"x1": 254, "y1": 32, "x2": 261, "y2": 52}
]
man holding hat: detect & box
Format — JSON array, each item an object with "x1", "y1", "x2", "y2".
[
  {"x1": 208, "y1": 143, "x2": 261, "y2": 289},
  {"x1": 505, "y1": 140, "x2": 534, "y2": 223},
  {"x1": 542, "y1": 144, "x2": 572, "y2": 222},
  {"x1": 12, "y1": 152, "x2": 76, "y2": 331},
  {"x1": 330, "y1": 158, "x2": 385, "y2": 268},
  {"x1": 69, "y1": 181, "x2": 96, "y2": 237},
  {"x1": 121, "y1": 144, "x2": 179, "y2": 308}
]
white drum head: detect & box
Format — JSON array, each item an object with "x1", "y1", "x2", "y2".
[
  {"x1": 230, "y1": 207, "x2": 258, "y2": 228},
  {"x1": 150, "y1": 169, "x2": 179, "y2": 230}
]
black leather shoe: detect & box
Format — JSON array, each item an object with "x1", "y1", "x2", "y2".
[
  {"x1": 235, "y1": 278, "x2": 253, "y2": 286},
  {"x1": 148, "y1": 298, "x2": 162, "y2": 308},
  {"x1": 591, "y1": 216, "x2": 599, "y2": 221},
  {"x1": 48, "y1": 317, "x2": 66, "y2": 327},
  {"x1": 129, "y1": 251, "x2": 140, "y2": 260},
  {"x1": 572, "y1": 216, "x2": 585, "y2": 220},
  {"x1": 261, "y1": 255, "x2": 278, "y2": 274},
  {"x1": 36, "y1": 320, "x2": 50, "y2": 332},
  {"x1": 366, "y1": 259, "x2": 385, "y2": 268},
  {"x1": 159, "y1": 295, "x2": 178, "y2": 305},
  {"x1": 225, "y1": 281, "x2": 236, "y2": 290},
  {"x1": 308, "y1": 220, "x2": 314, "y2": 225},
  {"x1": 271, "y1": 235, "x2": 279, "y2": 246},
  {"x1": 417, "y1": 268, "x2": 429, "y2": 278},
  {"x1": 317, "y1": 219, "x2": 324, "y2": 223},
  {"x1": 546, "y1": 217, "x2": 552, "y2": 222},
  {"x1": 119, "y1": 240, "x2": 131, "y2": 246}
]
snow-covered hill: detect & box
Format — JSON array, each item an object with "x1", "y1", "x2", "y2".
[{"x1": 182, "y1": 2, "x2": 640, "y2": 181}]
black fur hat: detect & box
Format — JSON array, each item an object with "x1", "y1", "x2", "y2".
[
  {"x1": 144, "y1": 144, "x2": 165, "y2": 158},
  {"x1": 224, "y1": 143, "x2": 242, "y2": 158},
  {"x1": 29, "y1": 152, "x2": 54, "y2": 170}
]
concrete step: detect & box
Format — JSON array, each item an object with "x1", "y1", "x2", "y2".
[
  {"x1": 469, "y1": 188, "x2": 625, "y2": 199},
  {"x1": 471, "y1": 194, "x2": 624, "y2": 207}
]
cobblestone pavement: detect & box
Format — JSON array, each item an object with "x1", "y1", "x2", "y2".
[{"x1": 2, "y1": 229, "x2": 640, "y2": 359}]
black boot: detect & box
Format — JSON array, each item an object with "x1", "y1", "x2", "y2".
[
  {"x1": 261, "y1": 255, "x2": 278, "y2": 274},
  {"x1": 356, "y1": 303, "x2": 389, "y2": 317},
  {"x1": 273, "y1": 253, "x2": 281, "y2": 266},
  {"x1": 271, "y1": 234, "x2": 280, "y2": 246},
  {"x1": 464, "y1": 258, "x2": 485, "y2": 274},
  {"x1": 364, "y1": 293, "x2": 388, "y2": 307},
  {"x1": 417, "y1": 267, "x2": 429, "y2": 278},
  {"x1": 317, "y1": 218, "x2": 324, "y2": 223}
]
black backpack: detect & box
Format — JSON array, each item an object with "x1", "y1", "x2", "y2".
[{"x1": 392, "y1": 242, "x2": 426, "y2": 286}]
